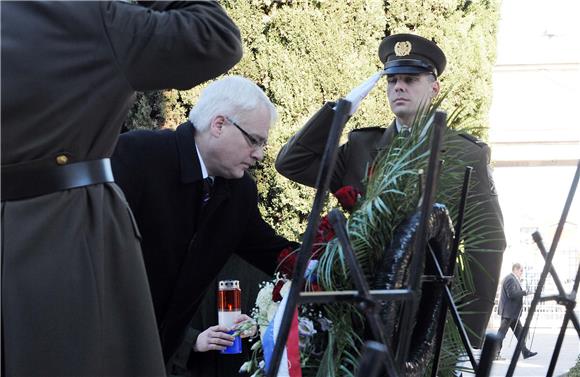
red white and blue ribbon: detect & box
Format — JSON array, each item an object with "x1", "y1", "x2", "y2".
[{"x1": 262, "y1": 291, "x2": 302, "y2": 377}]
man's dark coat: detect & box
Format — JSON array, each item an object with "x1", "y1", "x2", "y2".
[
  {"x1": 498, "y1": 273, "x2": 526, "y2": 320},
  {"x1": 112, "y1": 122, "x2": 294, "y2": 362},
  {"x1": 1, "y1": 2, "x2": 241, "y2": 376}
]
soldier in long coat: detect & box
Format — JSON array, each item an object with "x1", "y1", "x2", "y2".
[
  {"x1": 1, "y1": 2, "x2": 242, "y2": 376},
  {"x1": 275, "y1": 33, "x2": 506, "y2": 348}
]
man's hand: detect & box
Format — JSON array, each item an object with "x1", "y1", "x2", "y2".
[
  {"x1": 193, "y1": 325, "x2": 234, "y2": 352},
  {"x1": 232, "y1": 314, "x2": 257, "y2": 338},
  {"x1": 193, "y1": 314, "x2": 257, "y2": 352}
]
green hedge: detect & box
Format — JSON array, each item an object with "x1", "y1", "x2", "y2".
[{"x1": 124, "y1": 0, "x2": 500, "y2": 241}]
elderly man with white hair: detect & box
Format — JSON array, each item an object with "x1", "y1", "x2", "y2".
[{"x1": 112, "y1": 76, "x2": 297, "y2": 375}]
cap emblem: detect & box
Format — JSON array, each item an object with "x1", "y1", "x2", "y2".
[{"x1": 394, "y1": 41, "x2": 412, "y2": 56}]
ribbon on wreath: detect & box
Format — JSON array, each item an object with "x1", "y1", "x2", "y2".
[{"x1": 262, "y1": 291, "x2": 302, "y2": 377}]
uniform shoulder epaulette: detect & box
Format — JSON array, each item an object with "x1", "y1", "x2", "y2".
[{"x1": 458, "y1": 133, "x2": 488, "y2": 148}]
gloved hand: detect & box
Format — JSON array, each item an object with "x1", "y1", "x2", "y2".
[{"x1": 344, "y1": 70, "x2": 385, "y2": 115}]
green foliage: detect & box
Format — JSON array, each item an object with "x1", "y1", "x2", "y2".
[
  {"x1": 570, "y1": 356, "x2": 580, "y2": 377},
  {"x1": 124, "y1": 0, "x2": 499, "y2": 241},
  {"x1": 124, "y1": 91, "x2": 166, "y2": 130}
]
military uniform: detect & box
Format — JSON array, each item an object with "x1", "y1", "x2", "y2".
[
  {"x1": 275, "y1": 33, "x2": 506, "y2": 348},
  {"x1": 1, "y1": 2, "x2": 242, "y2": 376}
]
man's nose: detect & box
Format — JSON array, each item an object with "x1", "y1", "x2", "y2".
[
  {"x1": 251, "y1": 146, "x2": 264, "y2": 161},
  {"x1": 394, "y1": 80, "x2": 406, "y2": 92}
]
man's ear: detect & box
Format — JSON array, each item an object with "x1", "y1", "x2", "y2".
[
  {"x1": 431, "y1": 80, "x2": 441, "y2": 98},
  {"x1": 209, "y1": 116, "x2": 225, "y2": 137}
]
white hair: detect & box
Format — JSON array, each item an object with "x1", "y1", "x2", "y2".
[{"x1": 188, "y1": 76, "x2": 277, "y2": 131}]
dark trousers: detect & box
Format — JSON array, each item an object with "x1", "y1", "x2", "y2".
[{"x1": 496, "y1": 317, "x2": 530, "y2": 353}]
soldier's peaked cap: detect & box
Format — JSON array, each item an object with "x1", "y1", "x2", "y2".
[{"x1": 379, "y1": 33, "x2": 446, "y2": 77}]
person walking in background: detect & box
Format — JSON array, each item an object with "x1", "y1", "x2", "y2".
[
  {"x1": 1, "y1": 2, "x2": 242, "y2": 376},
  {"x1": 496, "y1": 263, "x2": 538, "y2": 360}
]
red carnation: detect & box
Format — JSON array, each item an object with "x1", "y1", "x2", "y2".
[
  {"x1": 308, "y1": 282, "x2": 322, "y2": 292},
  {"x1": 312, "y1": 216, "x2": 335, "y2": 259},
  {"x1": 277, "y1": 246, "x2": 297, "y2": 277},
  {"x1": 317, "y1": 216, "x2": 335, "y2": 242},
  {"x1": 333, "y1": 185, "x2": 361, "y2": 212},
  {"x1": 311, "y1": 245, "x2": 324, "y2": 260},
  {"x1": 272, "y1": 279, "x2": 285, "y2": 302}
]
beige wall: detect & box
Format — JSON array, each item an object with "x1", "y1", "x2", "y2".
[{"x1": 488, "y1": 0, "x2": 580, "y2": 327}]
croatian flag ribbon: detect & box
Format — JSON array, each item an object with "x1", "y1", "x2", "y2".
[{"x1": 262, "y1": 289, "x2": 302, "y2": 377}]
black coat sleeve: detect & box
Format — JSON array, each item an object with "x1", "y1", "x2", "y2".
[
  {"x1": 111, "y1": 132, "x2": 147, "y2": 211},
  {"x1": 236, "y1": 178, "x2": 299, "y2": 275},
  {"x1": 101, "y1": 1, "x2": 242, "y2": 91}
]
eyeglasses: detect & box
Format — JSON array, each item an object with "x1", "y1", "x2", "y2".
[{"x1": 224, "y1": 116, "x2": 267, "y2": 149}]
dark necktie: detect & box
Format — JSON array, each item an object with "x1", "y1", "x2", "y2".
[{"x1": 201, "y1": 177, "x2": 213, "y2": 205}]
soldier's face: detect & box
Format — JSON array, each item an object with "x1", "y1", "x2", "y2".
[
  {"x1": 386, "y1": 73, "x2": 440, "y2": 124},
  {"x1": 207, "y1": 107, "x2": 270, "y2": 179}
]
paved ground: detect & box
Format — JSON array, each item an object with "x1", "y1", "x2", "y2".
[{"x1": 462, "y1": 327, "x2": 579, "y2": 377}]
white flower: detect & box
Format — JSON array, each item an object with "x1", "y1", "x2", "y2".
[
  {"x1": 239, "y1": 361, "x2": 252, "y2": 373},
  {"x1": 259, "y1": 360, "x2": 265, "y2": 368},
  {"x1": 317, "y1": 317, "x2": 333, "y2": 332},
  {"x1": 255, "y1": 282, "x2": 274, "y2": 312},
  {"x1": 298, "y1": 317, "x2": 317, "y2": 337},
  {"x1": 251, "y1": 340, "x2": 262, "y2": 351},
  {"x1": 297, "y1": 317, "x2": 317, "y2": 350}
]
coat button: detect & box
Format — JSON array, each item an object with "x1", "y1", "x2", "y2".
[{"x1": 56, "y1": 154, "x2": 69, "y2": 165}]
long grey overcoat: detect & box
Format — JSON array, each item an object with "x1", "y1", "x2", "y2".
[{"x1": 1, "y1": 2, "x2": 242, "y2": 376}]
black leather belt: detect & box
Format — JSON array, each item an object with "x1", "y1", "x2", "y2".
[{"x1": 1, "y1": 158, "x2": 114, "y2": 201}]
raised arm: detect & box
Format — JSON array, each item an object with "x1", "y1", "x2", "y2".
[
  {"x1": 102, "y1": 1, "x2": 243, "y2": 91},
  {"x1": 276, "y1": 102, "x2": 349, "y2": 188}
]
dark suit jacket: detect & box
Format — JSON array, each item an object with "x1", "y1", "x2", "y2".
[
  {"x1": 111, "y1": 121, "x2": 294, "y2": 363},
  {"x1": 498, "y1": 273, "x2": 526, "y2": 320},
  {"x1": 275, "y1": 102, "x2": 506, "y2": 347},
  {"x1": 1, "y1": 2, "x2": 241, "y2": 376}
]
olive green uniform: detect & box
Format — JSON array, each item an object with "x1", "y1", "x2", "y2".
[{"x1": 276, "y1": 102, "x2": 506, "y2": 347}]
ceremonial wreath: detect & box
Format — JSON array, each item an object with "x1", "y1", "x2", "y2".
[{"x1": 242, "y1": 99, "x2": 494, "y2": 376}]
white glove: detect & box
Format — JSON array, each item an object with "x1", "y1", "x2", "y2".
[{"x1": 344, "y1": 70, "x2": 385, "y2": 115}]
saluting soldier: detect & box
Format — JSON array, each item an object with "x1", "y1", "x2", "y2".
[
  {"x1": 1, "y1": 2, "x2": 242, "y2": 376},
  {"x1": 275, "y1": 33, "x2": 506, "y2": 348}
]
